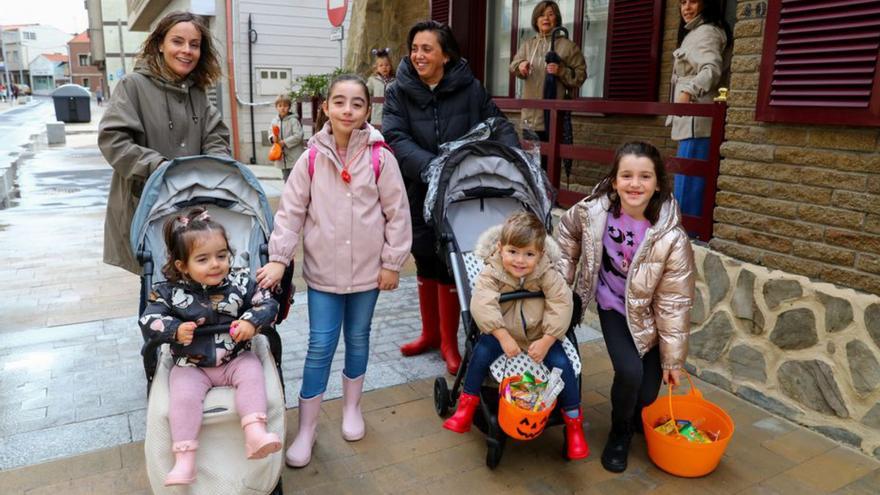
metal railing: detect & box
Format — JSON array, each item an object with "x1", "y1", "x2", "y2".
[{"x1": 493, "y1": 97, "x2": 727, "y2": 241}]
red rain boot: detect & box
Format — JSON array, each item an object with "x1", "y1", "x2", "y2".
[
  {"x1": 437, "y1": 283, "x2": 462, "y2": 375},
  {"x1": 442, "y1": 392, "x2": 480, "y2": 433},
  {"x1": 563, "y1": 408, "x2": 590, "y2": 460},
  {"x1": 400, "y1": 277, "x2": 441, "y2": 356}
]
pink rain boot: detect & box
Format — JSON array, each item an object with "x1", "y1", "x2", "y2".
[
  {"x1": 285, "y1": 394, "x2": 323, "y2": 468},
  {"x1": 164, "y1": 440, "x2": 198, "y2": 486},
  {"x1": 341, "y1": 374, "x2": 365, "y2": 441},
  {"x1": 241, "y1": 412, "x2": 282, "y2": 460}
]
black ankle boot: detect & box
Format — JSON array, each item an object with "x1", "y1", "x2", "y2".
[{"x1": 601, "y1": 421, "x2": 633, "y2": 473}]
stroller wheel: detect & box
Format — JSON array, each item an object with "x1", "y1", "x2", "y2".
[
  {"x1": 485, "y1": 414, "x2": 506, "y2": 469},
  {"x1": 433, "y1": 377, "x2": 451, "y2": 416},
  {"x1": 486, "y1": 437, "x2": 505, "y2": 469}
]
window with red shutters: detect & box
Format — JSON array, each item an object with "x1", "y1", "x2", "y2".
[
  {"x1": 431, "y1": 0, "x2": 451, "y2": 25},
  {"x1": 756, "y1": 0, "x2": 880, "y2": 126},
  {"x1": 604, "y1": 0, "x2": 665, "y2": 101}
]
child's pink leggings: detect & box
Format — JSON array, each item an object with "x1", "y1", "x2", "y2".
[{"x1": 168, "y1": 351, "x2": 266, "y2": 442}]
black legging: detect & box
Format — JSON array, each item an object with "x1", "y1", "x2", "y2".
[{"x1": 598, "y1": 307, "x2": 663, "y2": 426}]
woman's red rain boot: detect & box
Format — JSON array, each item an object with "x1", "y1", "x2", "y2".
[
  {"x1": 563, "y1": 408, "x2": 590, "y2": 460},
  {"x1": 442, "y1": 392, "x2": 480, "y2": 433},
  {"x1": 437, "y1": 283, "x2": 462, "y2": 375},
  {"x1": 400, "y1": 277, "x2": 440, "y2": 356}
]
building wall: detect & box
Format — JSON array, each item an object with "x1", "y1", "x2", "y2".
[
  {"x1": 234, "y1": 0, "x2": 352, "y2": 165},
  {"x1": 103, "y1": 0, "x2": 148, "y2": 95},
  {"x1": 69, "y1": 41, "x2": 103, "y2": 91},
  {"x1": 710, "y1": 1, "x2": 880, "y2": 296}
]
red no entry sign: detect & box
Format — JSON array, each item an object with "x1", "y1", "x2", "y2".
[{"x1": 327, "y1": 0, "x2": 349, "y2": 27}]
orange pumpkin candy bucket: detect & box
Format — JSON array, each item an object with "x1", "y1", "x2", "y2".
[
  {"x1": 642, "y1": 371, "x2": 735, "y2": 477},
  {"x1": 498, "y1": 375, "x2": 555, "y2": 441}
]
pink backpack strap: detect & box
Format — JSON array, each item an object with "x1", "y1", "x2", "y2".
[
  {"x1": 308, "y1": 146, "x2": 317, "y2": 179},
  {"x1": 310, "y1": 142, "x2": 391, "y2": 182}
]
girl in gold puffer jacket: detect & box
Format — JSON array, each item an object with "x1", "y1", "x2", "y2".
[{"x1": 556, "y1": 141, "x2": 695, "y2": 474}]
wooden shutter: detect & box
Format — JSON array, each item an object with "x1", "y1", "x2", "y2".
[
  {"x1": 431, "y1": 0, "x2": 451, "y2": 25},
  {"x1": 756, "y1": 0, "x2": 880, "y2": 126},
  {"x1": 603, "y1": 0, "x2": 665, "y2": 100}
]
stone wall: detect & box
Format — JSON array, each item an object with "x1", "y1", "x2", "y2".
[
  {"x1": 345, "y1": 0, "x2": 429, "y2": 78},
  {"x1": 710, "y1": 0, "x2": 880, "y2": 295},
  {"x1": 686, "y1": 244, "x2": 880, "y2": 459}
]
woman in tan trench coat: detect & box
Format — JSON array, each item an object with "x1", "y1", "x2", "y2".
[{"x1": 98, "y1": 11, "x2": 230, "y2": 274}]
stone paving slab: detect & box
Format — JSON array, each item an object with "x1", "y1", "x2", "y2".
[{"x1": 2, "y1": 341, "x2": 878, "y2": 495}]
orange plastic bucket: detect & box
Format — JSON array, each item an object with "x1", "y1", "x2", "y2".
[
  {"x1": 642, "y1": 371, "x2": 735, "y2": 477},
  {"x1": 498, "y1": 375, "x2": 555, "y2": 441}
]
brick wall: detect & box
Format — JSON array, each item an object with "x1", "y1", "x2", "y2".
[{"x1": 710, "y1": 0, "x2": 880, "y2": 295}]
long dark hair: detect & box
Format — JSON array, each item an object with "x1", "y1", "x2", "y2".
[
  {"x1": 407, "y1": 20, "x2": 461, "y2": 68},
  {"x1": 586, "y1": 142, "x2": 671, "y2": 225},
  {"x1": 138, "y1": 11, "x2": 222, "y2": 88},
  {"x1": 162, "y1": 207, "x2": 232, "y2": 283},
  {"x1": 677, "y1": 0, "x2": 731, "y2": 47}
]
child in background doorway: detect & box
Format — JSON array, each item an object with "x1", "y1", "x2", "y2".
[
  {"x1": 366, "y1": 48, "x2": 395, "y2": 126},
  {"x1": 269, "y1": 93, "x2": 304, "y2": 182}
]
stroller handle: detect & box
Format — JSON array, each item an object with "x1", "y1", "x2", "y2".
[
  {"x1": 499, "y1": 290, "x2": 544, "y2": 303},
  {"x1": 141, "y1": 323, "x2": 236, "y2": 359}
]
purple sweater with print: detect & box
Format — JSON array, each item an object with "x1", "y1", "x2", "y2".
[{"x1": 596, "y1": 212, "x2": 651, "y2": 315}]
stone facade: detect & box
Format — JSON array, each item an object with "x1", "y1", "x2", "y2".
[
  {"x1": 710, "y1": 0, "x2": 880, "y2": 296},
  {"x1": 686, "y1": 244, "x2": 880, "y2": 459},
  {"x1": 345, "y1": 0, "x2": 429, "y2": 78}
]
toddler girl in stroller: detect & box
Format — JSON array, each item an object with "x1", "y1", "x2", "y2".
[
  {"x1": 139, "y1": 207, "x2": 282, "y2": 486},
  {"x1": 443, "y1": 211, "x2": 589, "y2": 460}
]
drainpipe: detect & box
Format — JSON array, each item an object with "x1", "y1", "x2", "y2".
[
  {"x1": 247, "y1": 14, "x2": 257, "y2": 164},
  {"x1": 225, "y1": 0, "x2": 241, "y2": 160}
]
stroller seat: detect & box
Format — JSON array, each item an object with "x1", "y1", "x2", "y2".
[
  {"x1": 131, "y1": 156, "x2": 292, "y2": 494},
  {"x1": 145, "y1": 335, "x2": 285, "y2": 494}
]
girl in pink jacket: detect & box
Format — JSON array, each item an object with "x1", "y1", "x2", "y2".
[{"x1": 257, "y1": 74, "x2": 411, "y2": 469}]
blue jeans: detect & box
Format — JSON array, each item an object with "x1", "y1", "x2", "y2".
[
  {"x1": 300, "y1": 287, "x2": 380, "y2": 399},
  {"x1": 463, "y1": 334, "x2": 580, "y2": 411},
  {"x1": 674, "y1": 137, "x2": 710, "y2": 217}
]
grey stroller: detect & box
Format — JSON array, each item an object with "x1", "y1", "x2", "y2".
[
  {"x1": 130, "y1": 155, "x2": 292, "y2": 494},
  {"x1": 423, "y1": 119, "x2": 582, "y2": 468}
]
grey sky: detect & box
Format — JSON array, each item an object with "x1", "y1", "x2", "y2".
[{"x1": 0, "y1": 1, "x2": 89, "y2": 35}]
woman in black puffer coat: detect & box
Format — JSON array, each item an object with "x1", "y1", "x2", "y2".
[{"x1": 383, "y1": 20, "x2": 519, "y2": 375}]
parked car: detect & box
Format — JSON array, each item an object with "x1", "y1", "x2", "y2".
[{"x1": 14, "y1": 84, "x2": 32, "y2": 95}]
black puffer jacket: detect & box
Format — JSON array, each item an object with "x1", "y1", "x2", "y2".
[{"x1": 383, "y1": 57, "x2": 519, "y2": 256}]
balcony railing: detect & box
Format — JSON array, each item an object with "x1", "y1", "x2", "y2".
[{"x1": 494, "y1": 98, "x2": 727, "y2": 242}]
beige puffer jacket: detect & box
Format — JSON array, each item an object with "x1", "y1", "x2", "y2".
[
  {"x1": 470, "y1": 226, "x2": 573, "y2": 351},
  {"x1": 556, "y1": 196, "x2": 695, "y2": 369}
]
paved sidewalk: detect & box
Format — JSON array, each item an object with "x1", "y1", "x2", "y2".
[{"x1": 2, "y1": 340, "x2": 878, "y2": 494}]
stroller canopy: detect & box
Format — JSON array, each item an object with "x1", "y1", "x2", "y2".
[
  {"x1": 423, "y1": 118, "x2": 554, "y2": 237},
  {"x1": 129, "y1": 155, "x2": 274, "y2": 281}
]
